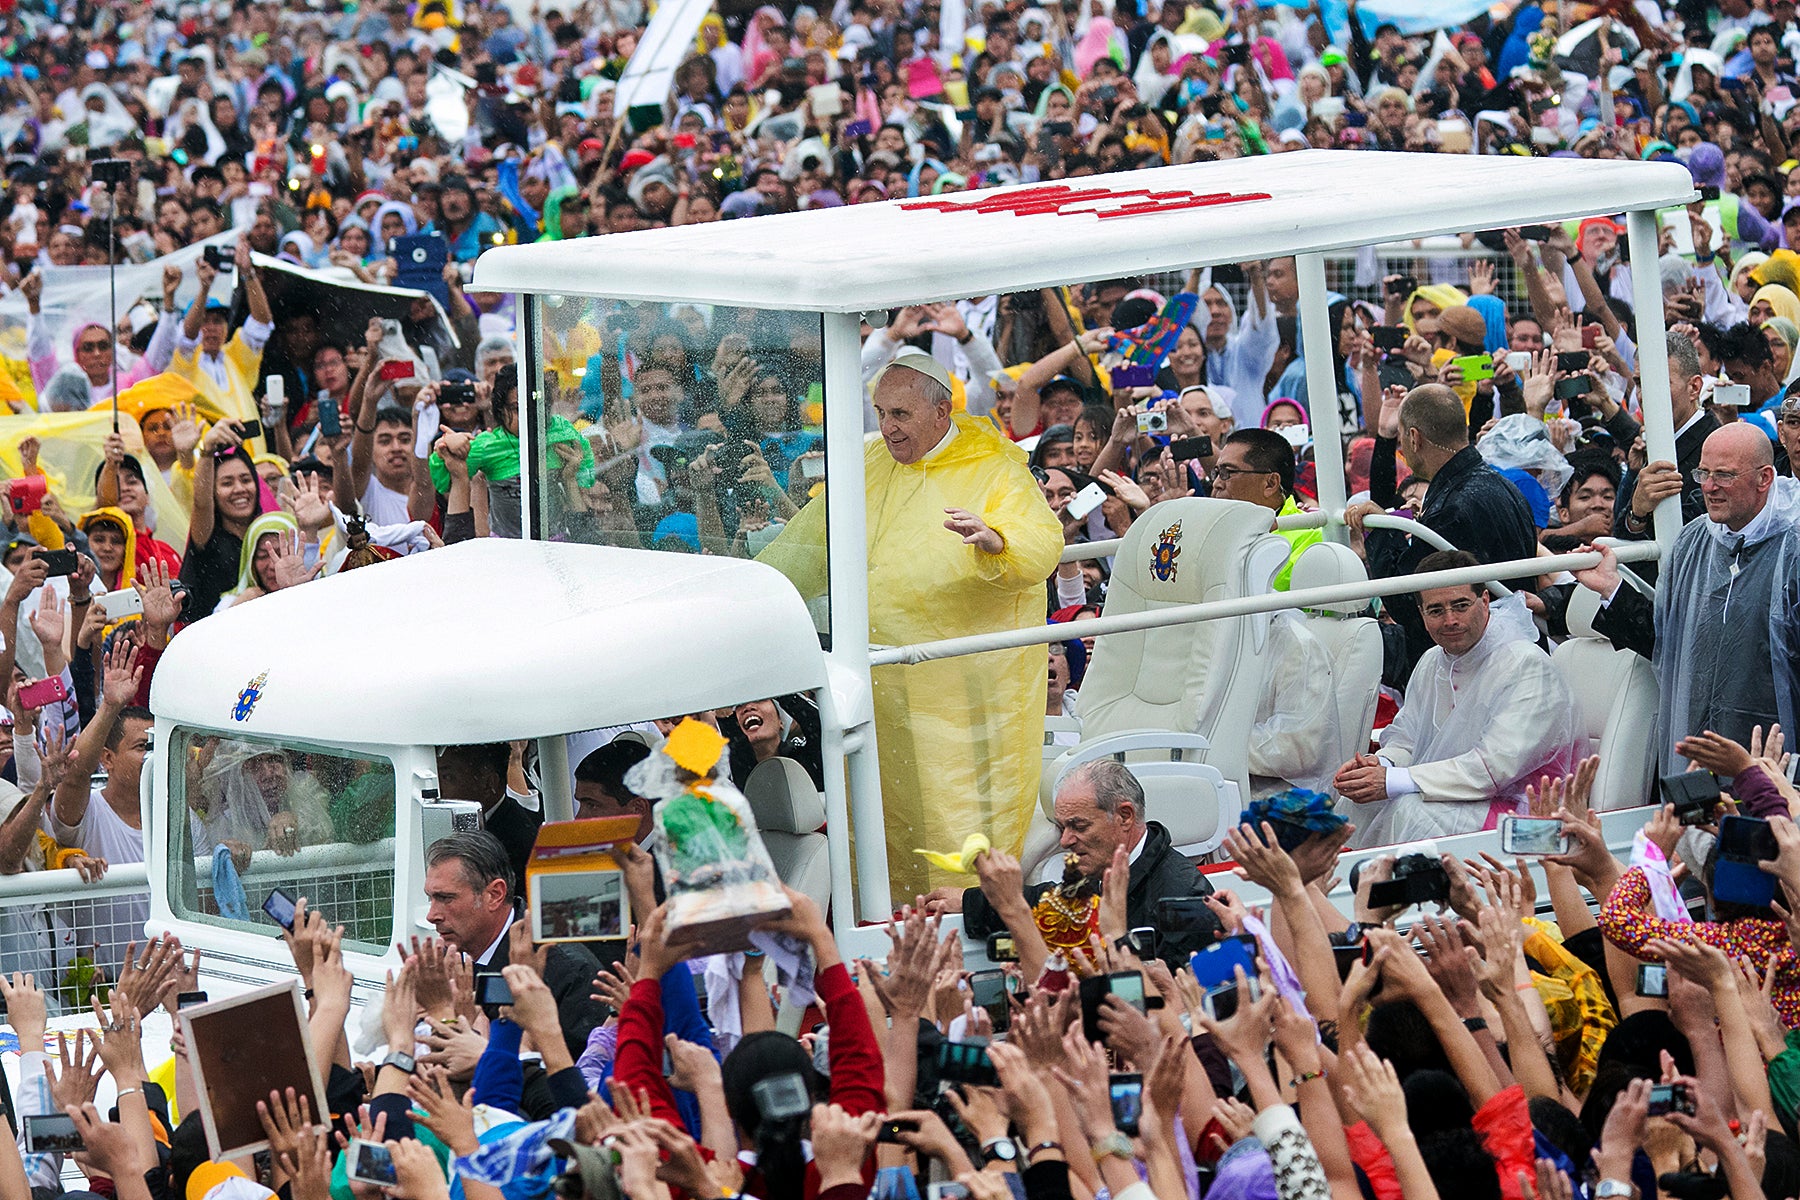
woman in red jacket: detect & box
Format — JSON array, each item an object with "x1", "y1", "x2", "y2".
[{"x1": 612, "y1": 887, "x2": 886, "y2": 1200}]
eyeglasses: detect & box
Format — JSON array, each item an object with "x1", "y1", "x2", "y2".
[
  {"x1": 1421, "y1": 597, "x2": 1479, "y2": 620},
  {"x1": 1208, "y1": 464, "x2": 1275, "y2": 484},
  {"x1": 1693, "y1": 467, "x2": 1747, "y2": 485},
  {"x1": 78, "y1": 340, "x2": 112, "y2": 353}
]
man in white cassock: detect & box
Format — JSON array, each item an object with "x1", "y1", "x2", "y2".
[{"x1": 1333, "y1": 549, "x2": 1578, "y2": 846}]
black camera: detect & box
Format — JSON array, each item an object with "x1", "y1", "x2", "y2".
[
  {"x1": 202, "y1": 244, "x2": 235, "y2": 272},
  {"x1": 1366, "y1": 852, "x2": 1451, "y2": 910},
  {"x1": 91, "y1": 158, "x2": 132, "y2": 188},
  {"x1": 440, "y1": 381, "x2": 477, "y2": 406},
  {"x1": 1660, "y1": 770, "x2": 1721, "y2": 826}
]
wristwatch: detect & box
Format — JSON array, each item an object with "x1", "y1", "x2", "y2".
[
  {"x1": 1595, "y1": 1181, "x2": 1634, "y2": 1199},
  {"x1": 981, "y1": 1138, "x2": 1018, "y2": 1164},
  {"x1": 1090, "y1": 1132, "x2": 1134, "y2": 1163},
  {"x1": 381, "y1": 1051, "x2": 417, "y2": 1075}
]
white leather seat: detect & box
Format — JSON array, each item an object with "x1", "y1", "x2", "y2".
[
  {"x1": 1022, "y1": 499, "x2": 1290, "y2": 872},
  {"x1": 1289, "y1": 542, "x2": 1383, "y2": 766},
  {"x1": 743, "y1": 757, "x2": 832, "y2": 914},
  {"x1": 1551, "y1": 586, "x2": 1658, "y2": 811}
]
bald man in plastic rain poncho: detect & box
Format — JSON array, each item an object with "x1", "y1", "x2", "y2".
[
  {"x1": 1577, "y1": 423, "x2": 1800, "y2": 772},
  {"x1": 758, "y1": 349, "x2": 1064, "y2": 900}
]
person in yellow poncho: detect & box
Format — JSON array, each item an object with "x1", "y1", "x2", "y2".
[
  {"x1": 756, "y1": 349, "x2": 1064, "y2": 900},
  {"x1": 167, "y1": 238, "x2": 272, "y2": 433},
  {"x1": 75, "y1": 507, "x2": 137, "y2": 592}
]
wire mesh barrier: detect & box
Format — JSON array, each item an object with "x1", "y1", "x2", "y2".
[
  {"x1": 1139, "y1": 242, "x2": 1531, "y2": 331},
  {"x1": 0, "y1": 866, "x2": 150, "y2": 1016},
  {"x1": 188, "y1": 840, "x2": 399, "y2": 953}
]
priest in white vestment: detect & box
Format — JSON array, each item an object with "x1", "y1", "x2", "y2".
[{"x1": 1334, "y1": 550, "x2": 1579, "y2": 847}]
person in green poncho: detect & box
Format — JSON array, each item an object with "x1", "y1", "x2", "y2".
[
  {"x1": 427, "y1": 363, "x2": 594, "y2": 538},
  {"x1": 536, "y1": 186, "x2": 592, "y2": 242}
]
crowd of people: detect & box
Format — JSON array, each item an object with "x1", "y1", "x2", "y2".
[
  {"x1": 12, "y1": 760, "x2": 1800, "y2": 1200},
  {"x1": 1, "y1": 0, "x2": 1800, "y2": 1196}
]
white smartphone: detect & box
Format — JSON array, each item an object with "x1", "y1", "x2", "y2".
[
  {"x1": 1505, "y1": 351, "x2": 1531, "y2": 373},
  {"x1": 1067, "y1": 482, "x2": 1107, "y2": 520},
  {"x1": 1499, "y1": 814, "x2": 1568, "y2": 857},
  {"x1": 1712, "y1": 382, "x2": 1751, "y2": 408},
  {"x1": 346, "y1": 1139, "x2": 397, "y2": 1187},
  {"x1": 99, "y1": 589, "x2": 144, "y2": 621}
]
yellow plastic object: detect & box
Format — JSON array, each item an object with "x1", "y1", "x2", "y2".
[
  {"x1": 0, "y1": 410, "x2": 192, "y2": 548},
  {"x1": 914, "y1": 832, "x2": 991, "y2": 875},
  {"x1": 665, "y1": 718, "x2": 728, "y2": 777},
  {"x1": 757, "y1": 410, "x2": 1063, "y2": 899}
]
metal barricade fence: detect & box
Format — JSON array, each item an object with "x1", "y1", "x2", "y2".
[
  {"x1": 190, "y1": 839, "x2": 399, "y2": 951},
  {"x1": 0, "y1": 866, "x2": 150, "y2": 1016},
  {"x1": 0, "y1": 839, "x2": 397, "y2": 1016}
]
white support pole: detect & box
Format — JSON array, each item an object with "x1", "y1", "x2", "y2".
[
  {"x1": 519, "y1": 297, "x2": 540, "y2": 538},
  {"x1": 1297, "y1": 253, "x2": 1349, "y2": 544},
  {"x1": 537, "y1": 735, "x2": 572, "y2": 822},
  {"x1": 821, "y1": 311, "x2": 891, "y2": 925},
  {"x1": 1627, "y1": 208, "x2": 1682, "y2": 560}
]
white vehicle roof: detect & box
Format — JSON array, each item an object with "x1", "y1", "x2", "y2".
[
  {"x1": 472, "y1": 150, "x2": 1695, "y2": 312},
  {"x1": 151, "y1": 540, "x2": 826, "y2": 745}
]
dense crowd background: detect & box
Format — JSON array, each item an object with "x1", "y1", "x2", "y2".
[{"x1": 0, "y1": 0, "x2": 1796, "y2": 1199}]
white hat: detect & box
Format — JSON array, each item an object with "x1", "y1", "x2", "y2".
[{"x1": 878, "y1": 347, "x2": 953, "y2": 396}]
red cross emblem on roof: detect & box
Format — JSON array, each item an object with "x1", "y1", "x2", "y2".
[{"x1": 899, "y1": 183, "x2": 1272, "y2": 220}]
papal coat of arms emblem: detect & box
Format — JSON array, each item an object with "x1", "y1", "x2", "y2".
[{"x1": 1149, "y1": 521, "x2": 1182, "y2": 582}]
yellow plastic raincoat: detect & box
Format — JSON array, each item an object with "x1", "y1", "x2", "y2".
[
  {"x1": 758, "y1": 411, "x2": 1064, "y2": 898},
  {"x1": 0, "y1": 410, "x2": 192, "y2": 549}
]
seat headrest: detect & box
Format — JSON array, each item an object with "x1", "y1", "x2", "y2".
[
  {"x1": 743, "y1": 757, "x2": 826, "y2": 835},
  {"x1": 1565, "y1": 583, "x2": 1604, "y2": 640},
  {"x1": 1110, "y1": 497, "x2": 1287, "y2": 604},
  {"x1": 1288, "y1": 541, "x2": 1368, "y2": 613}
]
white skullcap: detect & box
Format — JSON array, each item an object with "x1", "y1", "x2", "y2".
[{"x1": 879, "y1": 347, "x2": 952, "y2": 397}]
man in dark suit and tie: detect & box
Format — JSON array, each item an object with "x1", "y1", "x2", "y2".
[{"x1": 422, "y1": 830, "x2": 609, "y2": 1056}]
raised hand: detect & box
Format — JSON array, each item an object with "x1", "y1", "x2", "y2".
[
  {"x1": 590, "y1": 960, "x2": 635, "y2": 1013},
  {"x1": 256, "y1": 1086, "x2": 316, "y2": 1169},
  {"x1": 1338, "y1": 1043, "x2": 1409, "y2": 1140},
  {"x1": 405, "y1": 1066, "x2": 477, "y2": 1155},
  {"x1": 44, "y1": 1030, "x2": 104, "y2": 1112},
  {"x1": 170, "y1": 402, "x2": 202, "y2": 457},
  {"x1": 134, "y1": 558, "x2": 182, "y2": 631},
  {"x1": 28, "y1": 588, "x2": 64, "y2": 650},
  {"x1": 0, "y1": 972, "x2": 46, "y2": 1048},
  {"x1": 266, "y1": 528, "x2": 323, "y2": 592},
  {"x1": 1676, "y1": 729, "x2": 1754, "y2": 778},
  {"x1": 1050, "y1": 1024, "x2": 1119, "y2": 1140},
  {"x1": 1226, "y1": 821, "x2": 1304, "y2": 897},
  {"x1": 292, "y1": 472, "x2": 333, "y2": 532},
  {"x1": 115, "y1": 937, "x2": 183, "y2": 1018}
]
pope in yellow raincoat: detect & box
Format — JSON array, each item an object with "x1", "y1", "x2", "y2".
[{"x1": 758, "y1": 349, "x2": 1063, "y2": 899}]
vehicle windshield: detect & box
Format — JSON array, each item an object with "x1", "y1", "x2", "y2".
[
  {"x1": 168, "y1": 729, "x2": 398, "y2": 953},
  {"x1": 529, "y1": 296, "x2": 829, "y2": 634}
]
